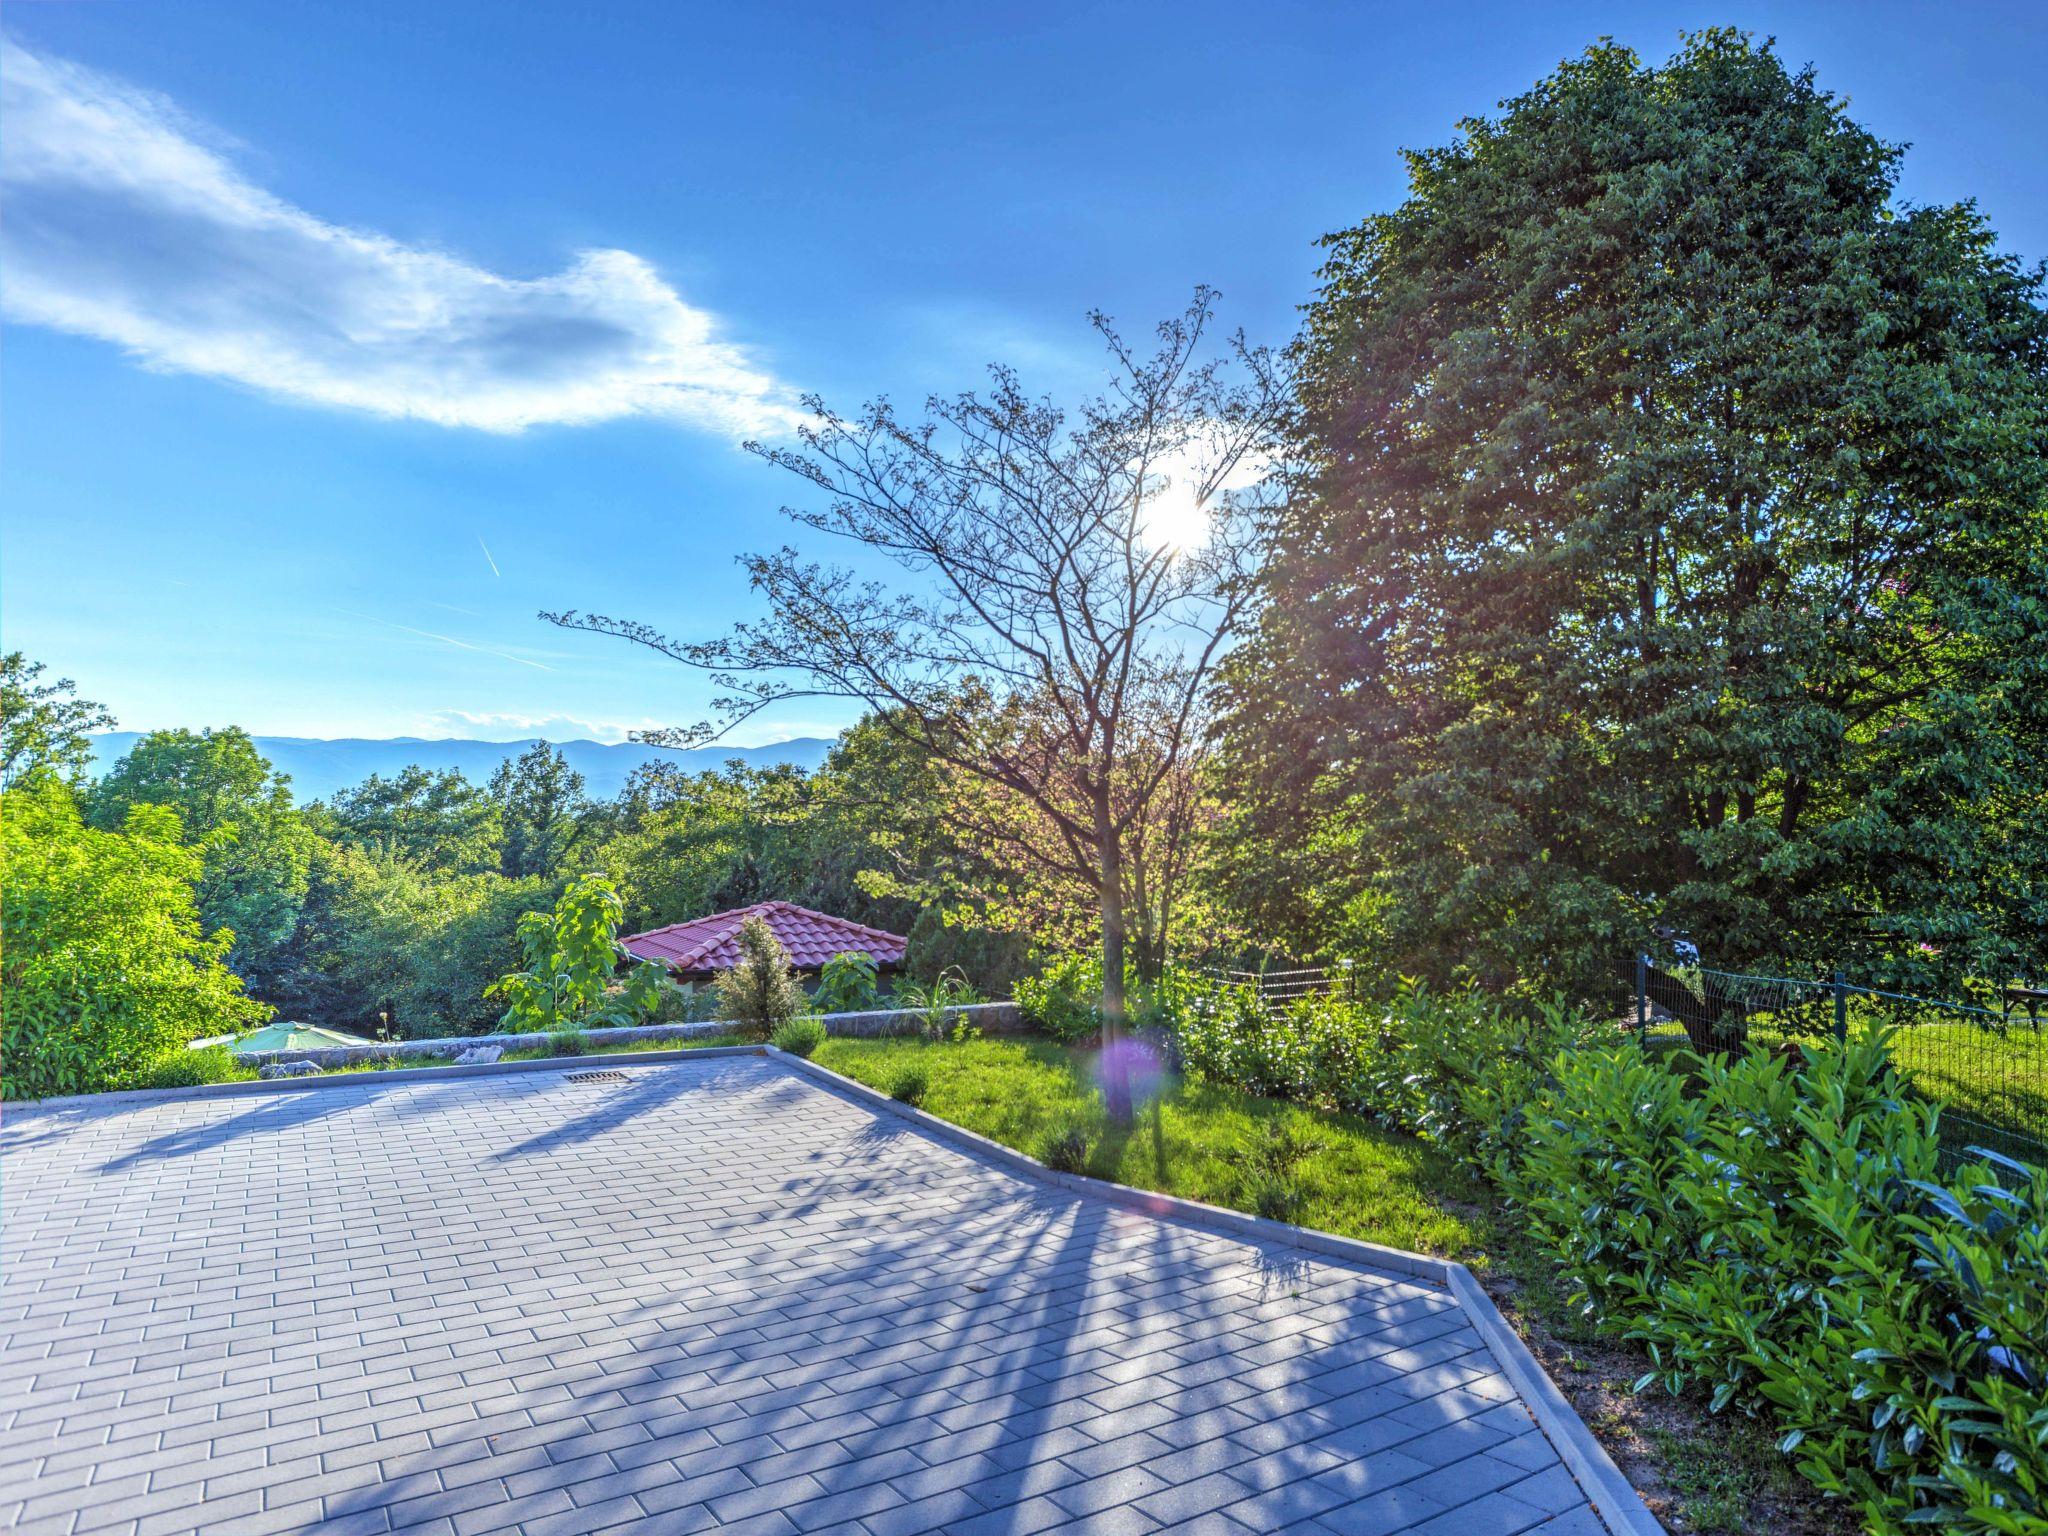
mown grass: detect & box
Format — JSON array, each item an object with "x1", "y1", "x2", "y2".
[{"x1": 812, "y1": 1033, "x2": 1485, "y2": 1257}]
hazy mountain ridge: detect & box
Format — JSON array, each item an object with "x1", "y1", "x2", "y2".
[{"x1": 86, "y1": 733, "x2": 836, "y2": 803}]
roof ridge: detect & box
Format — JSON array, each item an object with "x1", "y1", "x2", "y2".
[{"x1": 669, "y1": 907, "x2": 754, "y2": 972}]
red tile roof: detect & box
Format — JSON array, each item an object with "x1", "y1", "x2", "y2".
[{"x1": 620, "y1": 901, "x2": 909, "y2": 975}]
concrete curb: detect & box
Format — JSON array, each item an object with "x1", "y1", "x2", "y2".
[
  {"x1": 1445, "y1": 1263, "x2": 1667, "y2": 1536},
  {"x1": 764, "y1": 1046, "x2": 1667, "y2": 1536},
  {"x1": 233, "y1": 1001, "x2": 1025, "y2": 1071},
  {"x1": 4, "y1": 1045, "x2": 770, "y2": 1114}
]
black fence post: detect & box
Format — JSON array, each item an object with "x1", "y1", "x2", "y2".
[
  {"x1": 1636, "y1": 952, "x2": 1649, "y2": 1049},
  {"x1": 1833, "y1": 970, "x2": 1848, "y2": 1044}
]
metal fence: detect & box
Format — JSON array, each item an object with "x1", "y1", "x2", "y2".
[
  {"x1": 1634, "y1": 957, "x2": 2047, "y2": 1170},
  {"x1": 1201, "y1": 962, "x2": 1360, "y2": 1008}
]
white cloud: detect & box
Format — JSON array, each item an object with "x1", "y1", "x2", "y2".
[
  {"x1": 0, "y1": 41, "x2": 799, "y2": 436},
  {"x1": 424, "y1": 710, "x2": 668, "y2": 744},
  {"x1": 423, "y1": 708, "x2": 853, "y2": 747}
]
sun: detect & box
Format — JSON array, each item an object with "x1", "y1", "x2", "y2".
[{"x1": 1138, "y1": 448, "x2": 1215, "y2": 551}]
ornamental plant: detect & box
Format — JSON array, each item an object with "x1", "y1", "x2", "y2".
[
  {"x1": 811, "y1": 950, "x2": 879, "y2": 1015},
  {"x1": 1505, "y1": 1027, "x2": 2048, "y2": 1534},
  {"x1": 713, "y1": 914, "x2": 805, "y2": 1037},
  {"x1": 486, "y1": 872, "x2": 663, "y2": 1034}
]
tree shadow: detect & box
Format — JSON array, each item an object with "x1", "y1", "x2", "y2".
[
  {"x1": 303, "y1": 1054, "x2": 1522, "y2": 1536},
  {"x1": 95, "y1": 1088, "x2": 362, "y2": 1173},
  {"x1": 485, "y1": 1057, "x2": 764, "y2": 1162}
]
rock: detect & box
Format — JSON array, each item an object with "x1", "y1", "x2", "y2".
[
  {"x1": 258, "y1": 1060, "x2": 321, "y2": 1080},
  {"x1": 454, "y1": 1044, "x2": 504, "y2": 1066}
]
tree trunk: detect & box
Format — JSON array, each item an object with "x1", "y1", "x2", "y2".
[{"x1": 1096, "y1": 798, "x2": 1134, "y2": 1126}]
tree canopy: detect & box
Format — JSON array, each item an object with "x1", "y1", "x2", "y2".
[
  {"x1": 2, "y1": 777, "x2": 268, "y2": 1099},
  {"x1": 1216, "y1": 31, "x2": 2048, "y2": 1000},
  {"x1": 0, "y1": 652, "x2": 114, "y2": 788}
]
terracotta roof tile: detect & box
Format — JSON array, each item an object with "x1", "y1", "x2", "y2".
[{"x1": 621, "y1": 900, "x2": 909, "y2": 974}]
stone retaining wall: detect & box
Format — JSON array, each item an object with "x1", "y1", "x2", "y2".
[{"x1": 236, "y1": 1000, "x2": 1024, "y2": 1071}]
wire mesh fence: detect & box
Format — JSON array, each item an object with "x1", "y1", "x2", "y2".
[
  {"x1": 1199, "y1": 962, "x2": 1361, "y2": 1008},
  {"x1": 1634, "y1": 958, "x2": 2047, "y2": 1171}
]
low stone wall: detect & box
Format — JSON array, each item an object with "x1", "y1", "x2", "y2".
[{"x1": 236, "y1": 1001, "x2": 1024, "y2": 1071}]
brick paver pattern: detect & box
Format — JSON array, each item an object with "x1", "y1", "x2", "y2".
[{"x1": 1, "y1": 1057, "x2": 1610, "y2": 1536}]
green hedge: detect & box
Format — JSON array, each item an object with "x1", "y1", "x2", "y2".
[{"x1": 1168, "y1": 991, "x2": 2048, "y2": 1534}]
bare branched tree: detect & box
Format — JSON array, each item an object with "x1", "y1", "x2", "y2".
[{"x1": 547, "y1": 289, "x2": 1287, "y2": 1120}]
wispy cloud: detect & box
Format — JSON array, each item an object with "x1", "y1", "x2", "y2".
[
  {"x1": 0, "y1": 40, "x2": 799, "y2": 437},
  {"x1": 338, "y1": 608, "x2": 556, "y2": 671}
]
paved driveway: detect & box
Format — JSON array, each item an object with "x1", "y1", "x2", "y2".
[{"x1": 3, "y1": 1056, "x2": 1613, "y2": 1536}]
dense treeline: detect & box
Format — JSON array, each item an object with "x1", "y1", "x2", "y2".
[{"x1": 0, "y1": 656, "x2": 1037, "y2": 1045}]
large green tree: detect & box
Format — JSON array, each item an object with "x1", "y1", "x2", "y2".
[
  {"x1": 3, "y1": 778, "x2": 267, "y2": 1099},
  {"x1": 488, "y1": 742, "x2": 592, "y2": 880},
  {"x1": 322, "y1": 765, "x2": 502, "y2": 874},
  {"x1": 0, "y1": 653, "x2": 114, "y2": 788},
  {"x1": 1217, "y1": 33, "x2": 2048, "y2": 1000},
  {"x1": 88, "y1": 727, "x2": 316, "y2": 982}
]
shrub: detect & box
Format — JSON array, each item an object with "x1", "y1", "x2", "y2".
[
  {"x1": 1507, "y1": 1027, "x2": 2048, "y2": 1534},
  {"x1": 812, "y1": 951, "x2": 880, "y2": 1015},
  {"x1": 546, "y1": 1026, "x2": 587, "y2": 1057},
  {"x1": 888, "y1": 1063, "x2": 931, "y2": 1105},
  {"x1": 892, "y1": 967, "x2": 984, "y2": 1040},
  {"x1": 3, "y1": 780, "x2": 269, "y2": 1100},
  {"x1": 1039, "y1": 1120, "x2": 1092, "y2": 1173},
  {"x1": 1174, "y1": 984, "x2": 1376, "y2": 1108},
  {"x1": 1016, "y1": 953, "x2": 1105, "y2": 1042},
  {"x1": 143, "y1": 1044, "x2": 248, "y2": 1090},
  {"x1": 650, "y1": 980, "x2": 696, "y2": 1023},
  {"x1": 488, "y1": 873, "x2": 665, "y2": 1033},
  {"x1": 1018, "y1": 954, "x2": 1207, "y2": 1045},
  {"x1": 1166, "y1": 977, "x2": 2048, "y2": 1530},
  {"x1": 770, "y1": 1015, "x2": 827, "y2": 1058},
  {"x1": 714, "y1": 915, "x2": 806, "y2": 1036}
]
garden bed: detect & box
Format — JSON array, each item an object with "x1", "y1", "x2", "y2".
[{"x1": 813, "y1": 1033, "x2": 1859, "y2": 1536}]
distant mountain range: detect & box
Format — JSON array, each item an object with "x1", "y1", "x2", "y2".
[{"x1": 86, "y1": 733, "x2": 836, "y2": 803}]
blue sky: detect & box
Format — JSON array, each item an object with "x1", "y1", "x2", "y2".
[{"x1": 4, "y1": 1, "x2": 2044, "y2": 745}]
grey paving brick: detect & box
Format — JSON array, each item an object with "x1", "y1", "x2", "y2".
[{"x1": 0, "y1": 1055, "x2": 1620, "y2": 1536}]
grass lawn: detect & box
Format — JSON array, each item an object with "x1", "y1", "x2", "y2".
[{"x1": 812, "y1": 1033, "x2": 1486, "y2": 1258}]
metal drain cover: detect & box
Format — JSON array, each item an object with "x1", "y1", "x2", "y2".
[{"x1": 564, "y1": 1070, "x2": 629, "y2": 1085}]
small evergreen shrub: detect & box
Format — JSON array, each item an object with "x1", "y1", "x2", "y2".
[
  {"x1": 714, "y1": 916, "x2": 806, "y2": 1037},
  {"x1": 770, "y1": 1015, "x2": 827, "y2": 1058},
  {"x1": 546, "y1": 1026, "x2": 587, "y2": 1057},
  {"x1": 1039, "y1": 1120, "x2": 1092, "y2": 1173},
  {"x1": 888, "y1": 1063, "x2": 931, "y2": 1105}
]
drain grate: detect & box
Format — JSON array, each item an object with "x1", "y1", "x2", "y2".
[{"x1": 564, "y1": 1070, "x2": 629, "y2": 1085}]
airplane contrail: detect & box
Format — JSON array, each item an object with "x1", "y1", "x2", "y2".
[
  {"x1": 337, "y1": 608, "x2": 552, "y2": 672},
  {"x1": 478, "y1": 536, "x2": 501, "y2": 577}
]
